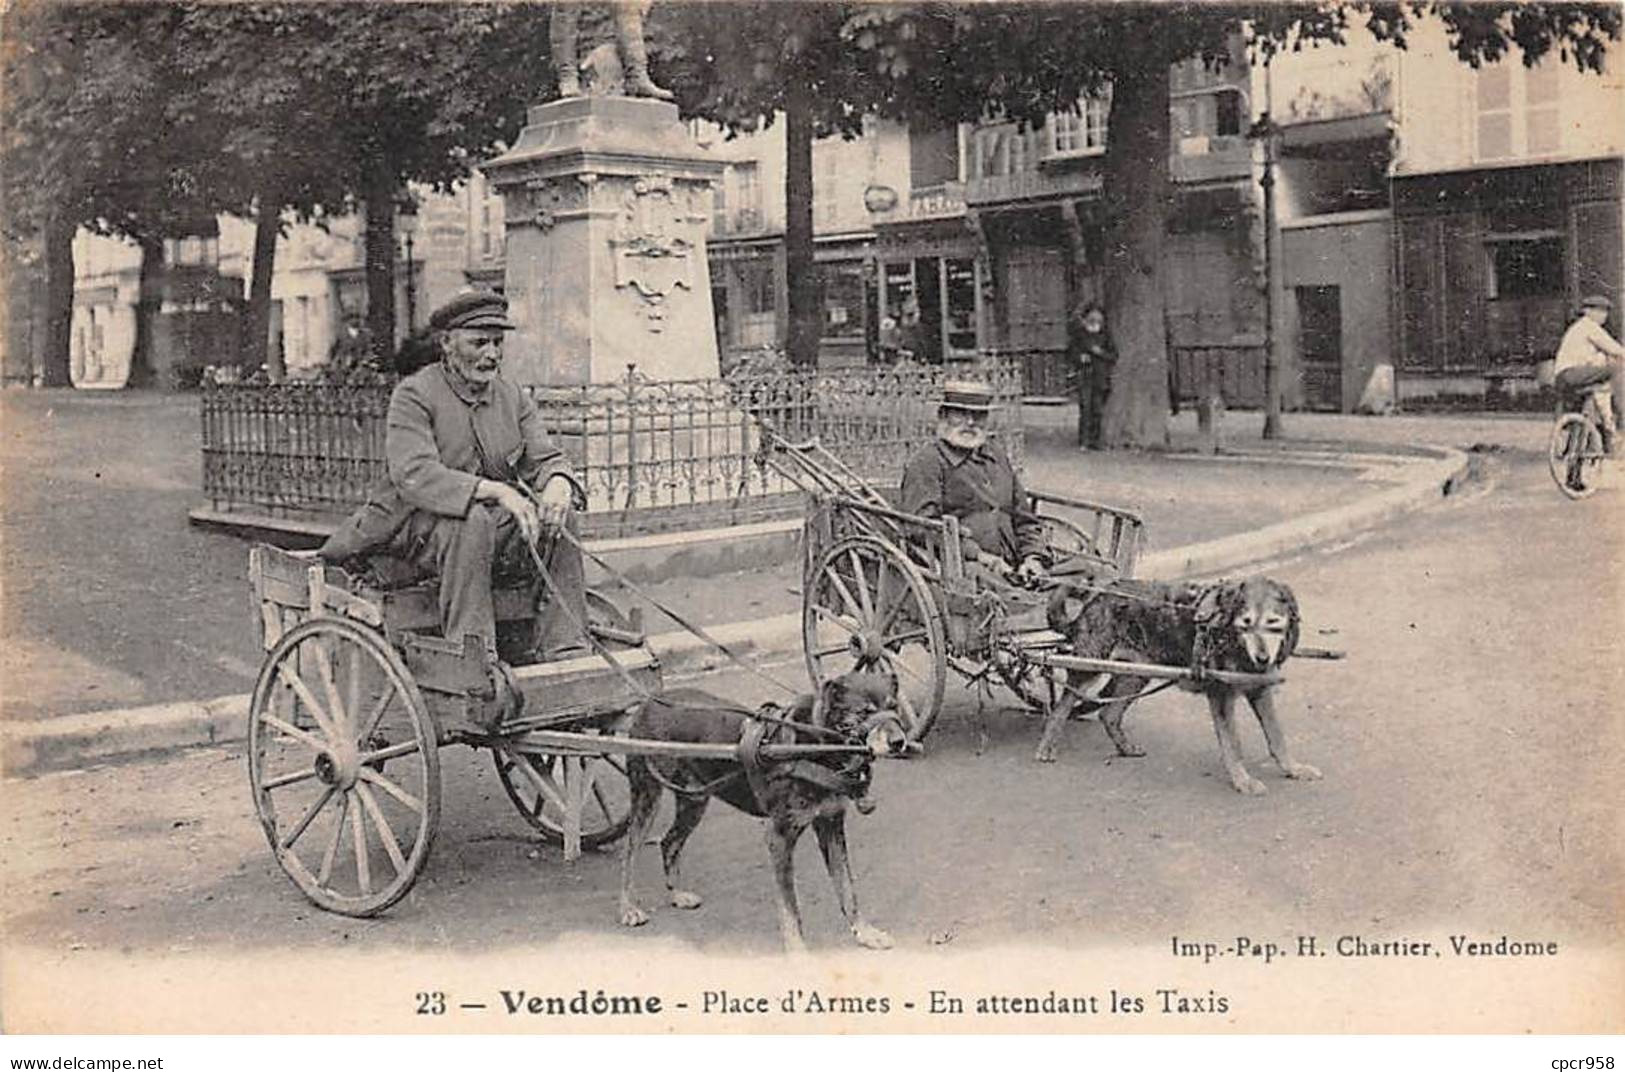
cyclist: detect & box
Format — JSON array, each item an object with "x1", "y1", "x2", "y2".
[{"x1": 1554, "y1": 294, "x2": 1624, "y2": 457}]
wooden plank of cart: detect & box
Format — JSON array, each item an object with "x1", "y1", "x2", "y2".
[{"x1": 246, "y1": 544, "x2": 876, "y2": 919}]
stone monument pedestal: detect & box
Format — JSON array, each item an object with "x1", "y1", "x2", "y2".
[{"x1": 481, "y1": 96, "x2": 724, "y2": 387}]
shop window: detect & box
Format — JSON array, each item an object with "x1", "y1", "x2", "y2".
[
  {"x1": 1215, "y1": 89, "x2": 1242, "y2": 136},
  {"x1": 944, "y1": 258, "x2": 978, "y2": 352},
  {"x1": 819, "y1": 265, "x2": 866, "y2": 341},
  {"x1": 741, "y1": 259, "x2": 776, "y2": 315},
  {"x1": 1485, "y1": 237, "x2": 1565, "y2": 299}
]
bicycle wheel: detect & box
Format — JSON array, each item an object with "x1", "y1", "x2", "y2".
[{"x1": 1550, "y1": 413, "x2": 1603, "y2": 500}]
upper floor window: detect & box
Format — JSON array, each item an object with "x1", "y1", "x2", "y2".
[
  {"x1": 734, "y1": 163, "x2": 762, "y2": 229},
  {"x1": 165, "y1": 235, "x2": 219, "y2": 267},
  {"x1": 910, "y1": 122, "x2": 962, "y2": 188},
  {"x1": 1048, "y1": 94, "x2": 1109, "y2": 157},
  {"x1": 1476, "y1": 59, "x2": 1563, "y2": 162},
  {"x1": 815, "y1": 146, "x2": 840, "y2": 227}
]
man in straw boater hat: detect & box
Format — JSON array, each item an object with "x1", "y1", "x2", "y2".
[
  {"x1": 320, "y1": 290, "x2": 592, "y2": 727},
  {"x1": 899, "y1": 379, "x2": 1050, "y2": 588}
]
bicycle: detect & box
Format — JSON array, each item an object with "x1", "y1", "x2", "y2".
[{"x1": 1548, "y1": 381, "x2": 1614, "y2": 499}]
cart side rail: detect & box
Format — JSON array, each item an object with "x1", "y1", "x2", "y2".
[
  {"x1": 1026, "y1": 490, "x2": 1145, "y2": 577},
  {"x1": 249, "y1": 544, "x2": 383, "y2": 651},
  {"x1": 803, "y1": 492, "x2": 967, "y2": 586}
]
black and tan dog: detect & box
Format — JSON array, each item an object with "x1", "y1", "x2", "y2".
[
  {"x1": 617, "y1": 671, "x2": 909, "y2": 951},
  {"x1": 1038, "y1": 577, "x2": 1322, "y2": 795}
]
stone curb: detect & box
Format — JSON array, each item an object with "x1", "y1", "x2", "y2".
[{"x1": 1, "y1": 446, "x2": 1468, "y2": 779}]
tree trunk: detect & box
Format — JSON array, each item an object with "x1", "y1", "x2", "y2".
[
  {"x1": 783, "y1": 73, "x2": 818, "y2": 369},
  {"x1": 126, "y1": 235, "x2": 162, "y2": 388},
  {"x1": 1099, "y1": 48, "x2": 1173, "y2": 448},
  {"x1": 246, "y1": 182, "x2": 283, "y2": 382},
  {"x1": 362, "y1": 158, "x2": 397, "y2": 369},
  {"x1": 39, "y1": 212, "x2": 74, "y2": 387}
]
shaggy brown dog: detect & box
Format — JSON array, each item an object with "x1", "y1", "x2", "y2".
[
  {"x1": 617, "y1": 671, "x2": 908, "y2": 951},
  {"x1": 1039, "y1": 577, "x2": 1322, "y2": 795}
]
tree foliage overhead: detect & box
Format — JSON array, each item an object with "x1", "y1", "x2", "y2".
[{"x1": 2, "y1": 1, "x2": 559, "y2": 381}]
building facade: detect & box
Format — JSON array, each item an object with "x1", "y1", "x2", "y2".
[{"x1": 1267, "y1": 19, "x2": 1624, "y2": 410}]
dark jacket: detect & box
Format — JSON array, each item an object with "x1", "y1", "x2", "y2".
[
  {"x1": 320, "y1": 361, "x2": 577, "y2": 561},
  {"x1": 899, "y1": 439, "x2": 1047, "y2": 567}
]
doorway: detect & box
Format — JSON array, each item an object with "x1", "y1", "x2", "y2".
[{"x1": 1296, "y1": 285, "x2": 1343, "y2": 412}]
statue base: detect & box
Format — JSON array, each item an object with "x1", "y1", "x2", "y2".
[{"x1": 481, "y1": 96, "x2": 724, "y2": 387}]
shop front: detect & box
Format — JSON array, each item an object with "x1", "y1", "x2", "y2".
[{"x1": 872, "y1": 218, "x2": 986, "y2": 368}]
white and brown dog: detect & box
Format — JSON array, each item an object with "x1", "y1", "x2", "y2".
[{"x1": 1039, "y1": 577, "x2": 1322, "y2": 795}]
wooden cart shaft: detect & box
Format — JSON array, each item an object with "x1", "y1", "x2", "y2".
[
  {"x1": 500, "y1": 728, "x2": 871, "y2": 762},
  {"x1": 1026, "y1": 650, "x2": 1284, "y2": 689}
]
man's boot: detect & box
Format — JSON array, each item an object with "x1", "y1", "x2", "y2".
[
  {"x1": 551, "y1": 7, "x2": 583, "y2": 97},
  {"x1": 616, "y1": 5, "x2": 673, "y2": 100}
]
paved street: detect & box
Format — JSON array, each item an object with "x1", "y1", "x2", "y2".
[{"x1": 3, "y1": 450, "x2": 1617, "y2": 977}]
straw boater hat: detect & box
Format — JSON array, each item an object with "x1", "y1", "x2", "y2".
[
  {"x1": 938, "y1": 379, "x2": 995, "y2": 413},
  {"x1": 429, "y1": 290, "x2": 517, "y2": 332},
  {"x1": 1579, "y1": 294, "x2": 1613, "y2": 312}
]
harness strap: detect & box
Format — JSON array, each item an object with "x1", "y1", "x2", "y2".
[
  {"x1": 737, "y1": 719, "x2": 775, "y2": 810},
  {"x1": 516, "y1": 479, "x2": 801, "y2": 699}
]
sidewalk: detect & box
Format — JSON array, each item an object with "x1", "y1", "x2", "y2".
[{"x1": 0, "y1": 388, "x2": 1480, "y2": 770}]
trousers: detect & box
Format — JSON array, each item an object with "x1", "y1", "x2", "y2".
[
  {"x1": 392, "y1": 502, "x2": 591, "y2": 658},
  {"x1": 1556, "y1": 364, "x2": 1617, "y2": 453}
]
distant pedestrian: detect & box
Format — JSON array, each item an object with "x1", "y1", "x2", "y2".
[{"x1": 1067, "y1": 301, "x2": 1116, "y2": 449}]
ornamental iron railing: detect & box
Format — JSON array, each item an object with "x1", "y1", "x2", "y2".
[{"x1": 200, "y1": 355, "x2": 1024, "y2": 539}]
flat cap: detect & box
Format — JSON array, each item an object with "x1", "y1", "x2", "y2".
[
  {"x1": 1580, "y1": 294, "x2": 1614, "y2": 311},
  {"x1": 939, "y1": 379, "x2": 995, "y2": 412},
  {"x1": 429, "y1": 290, "x2": 516, "y2": 332}
]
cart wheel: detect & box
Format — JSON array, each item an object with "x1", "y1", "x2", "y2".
[
  {"x1": 492, "y1": 746, "x2": 633, "y2": 849},
  {"x1": 803, "y1": 534, "x2": 946, "y2": 742},
  {"x1": 248, "y1": 617, "x2": 440, "y2": 917},
  {"x1": 1549, "y1": 413, "x2": 1605, "y2": 500}
]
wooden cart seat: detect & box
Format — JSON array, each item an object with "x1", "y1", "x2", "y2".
[{"x1": 249, "y1": 544, "x2": 538, "y2": 651}]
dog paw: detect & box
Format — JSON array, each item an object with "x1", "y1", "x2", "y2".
[
  {"x1": 669, "y1": 889, "x2": 703, "y2": 910},
  {"x1": 1118, "y1": 744, "x2": 1147, "y2": 758},
  {"x1": 1284, "y1": 761, "x2": 1322, "y2": 781},
  {"x1": 852, "y1": 921, "x2": 894, "y2": 950},
  {"x1": 1232, "y1": 775, "x2": 1269, "y2": 796},
  {"x1": 619, "y1": 904, "x2": 650, "y2": 927},
  {"x1": 1033, "y1": 744, "x2": 1058, "y2": 763}
]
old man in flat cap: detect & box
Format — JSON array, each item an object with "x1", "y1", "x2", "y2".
[{"x1": 320, "y1": 290, "x2": 591, "y2": 723}]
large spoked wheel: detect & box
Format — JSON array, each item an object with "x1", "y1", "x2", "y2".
[
  {"x1": 803, "y1": 535, "x2": 947, "y2": 742},
  {"x1": 492, "y1": 745, "x2": 633, "y2": 849},
  {"x1": 1550, "y1": 413, "x2": 1606, "y2": 500},
  {"x1": 248, "y1": 617, "x2": 441, "y2": 917}
]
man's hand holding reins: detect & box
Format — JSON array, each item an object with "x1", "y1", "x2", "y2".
[
  {"x1": 533, "y1": 474, "x2": 575, "y2": 536},
  {"x1": 475, "y1": 479, "x2": 542, "y2": 546}
]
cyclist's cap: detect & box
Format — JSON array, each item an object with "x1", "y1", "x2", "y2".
[
  {"x1": 431, "y1": 290, "x2": 516, "y2": 332},
  {"x1": 939, "y1": 380, "x2": 995, "y2": 412},
  {"x1": 1580, "y1": 294, "x2": 1613, "y2": 312}
]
